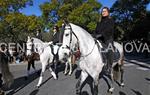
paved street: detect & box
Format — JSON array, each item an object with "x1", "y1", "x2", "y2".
[{"x1": 4, "y1": 58, "x2": 150, "y2": 95}]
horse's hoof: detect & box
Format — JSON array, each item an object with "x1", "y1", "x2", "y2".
[
  {"x1": 68, "y1": 72, "x2": 72, "y2": 76},
  {"x1": 108, "y1": 87, "x2": 114, "y2": 94},
  {"x1": 120, "y1": 83, "x2": 125, "y2": 87},
  {"x1": 76, "y1": 91, "x2": 81, "y2": 95},
  {"x1": 64, "y1": 72, "x2": 67, "y2": 75},
  {"x1": 36, "y1": 85, "x2": 40, "y2": 88}
]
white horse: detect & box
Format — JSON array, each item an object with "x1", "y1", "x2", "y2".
[
  {"x1": 26, "y1": 37, "x2": 71, "y2": 87},
  {"x1": 58, "y1": 45, "x2": 73, "y2": 75},
  {"x1": 59, "y1": 23, "x2": 124, "y2": 95}
]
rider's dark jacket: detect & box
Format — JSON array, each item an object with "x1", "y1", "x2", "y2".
[{"x1": 94, "y1": 16, "x2": 114, "y2": 46}]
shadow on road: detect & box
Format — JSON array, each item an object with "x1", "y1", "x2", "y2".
[
  {"x1": 145, "y1": 78, "x2": 150, "y2": 82},
  {"x1": 131, "y1": 89, "x2": 142, "y2": 95},
  {"x1": 39, "y1": 76, "x2": 53, "y2": 88},
  {"x1": 119, "y1": 91, "x2": 127, "y2": 95},
  {"x1": 29, "y1": 89, "x2": 39, "y2": 95},
  {"x1": 4, "y1": 70, "x2": 41, "y2": 95},
  {"x1": 81, "y1": 91, "x2": 89, "y2": 95},
  {"x1": 56, "y1": 63, "x2": 77, "y2": 77}
]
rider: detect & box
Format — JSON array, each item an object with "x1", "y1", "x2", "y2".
[
  {"x1": 94, "y1": 7, "x2": 114, "y2": 74},
  {"x1": 0, "y1": 44, "x2": 7, "y2": 94},
  {"x1": 36, "y1": 29, "x2": 43, "y2": 40},
  {"x1": 52, "y1": 25, "x2": 61, "y2": 45}
]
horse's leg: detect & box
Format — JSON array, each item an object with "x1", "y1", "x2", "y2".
[
  {"x1": 89, "y1": 71, "x2": 100, "y2": 95},
  {"x1": 49, "y1": 66, "x2": 57, "y2": 80},
  {"x1": 64, "y1": 62, "x2": 68, "y2": 75},
  {"x1": 108, "y1": 69, "x2": 115, "y2": 93},
  {"x1": 93, "y1": 80, "x2": 99, "y2": 95},
  {"x1": 91, "y1": 74, "x2": 99, "y2": 95},
  {"x1": 54, "y1": 62, "x2": 57, "y2": 73},
  {"x1": 76, "y1": 71, "x2": 88, "y2": 95},
  {"x1": 68, "y1": 57, "x2": 72, "y2": 75},
  {"x1": 120, "y1": 65, "x2": 124, "y2": 87},
  {"x1": 31, "y1": 59, "x2": 37, "y2": 73},
  {"x1": 27, "y1": 60, "x2": 31, "y2": 77},
  {"x1": 36, "y1": 62, "x2": 46, "y2": 87},
  {"x1": 52, "y1": 56, "x2": 58, "y2": 75}
]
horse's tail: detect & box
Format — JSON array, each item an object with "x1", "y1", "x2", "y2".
[
  {"x1": 113, "y1": 50, "x2": 124, "y2": 81},
  {"x1": 113, "y1": 64, "x2": 120, "y2": 81}
]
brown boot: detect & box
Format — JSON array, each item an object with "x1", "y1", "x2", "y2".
[{"x1": 71, "y1": 55, "x2": 76, "y2": 64}]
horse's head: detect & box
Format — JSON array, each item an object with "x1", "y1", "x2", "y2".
[
  {"x1": 58, "y1": 45, "x2": 71, "y2": 62},
  {"x1": 62, "y1": 23, "x2": 73, "y2": 48},
  {"x1": 62, "y1": 23, "x2": 80, "y2": 53}
]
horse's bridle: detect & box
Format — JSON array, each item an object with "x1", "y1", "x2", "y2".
[
  {"x1": 64, "y1": 24, "x2": 80, "y2": 54},
  {"x1": 63, "y1": 24, "x2": 97, "y2": 58}
]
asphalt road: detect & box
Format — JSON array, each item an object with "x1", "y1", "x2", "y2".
[{"x1": 3, "y1": 59, "x2": 150, "y2": 95}]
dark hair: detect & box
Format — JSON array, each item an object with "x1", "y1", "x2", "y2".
[
  {"x1": 1, "y1": 44, "x2": 6, "y2": 51},
  {"x1": 53, "y1": 25, "x2": 59, "y2": 31},
  {"x1": 1, "y1": 44, "x2": 6, "y2": 48},
  {"x1": 101, "y1": 7, "x2": 110, "y2": 14}
]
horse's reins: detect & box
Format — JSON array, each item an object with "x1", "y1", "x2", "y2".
[{"x1": 64, "y1": 24, "x2": 80, "y2": 54}]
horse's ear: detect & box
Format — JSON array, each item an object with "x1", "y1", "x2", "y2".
[
  {"x1": 63, "y1": 18, "x2": 69, "y2": 25},
  {"x1": 28, "y1": 36, "x2": 30, "y2": 39},
  {"x1": 27, "y1": 36, "x2": 30, "y2": 42}
]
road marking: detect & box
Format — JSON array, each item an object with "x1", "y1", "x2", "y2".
[
  {"x1": 136, "y1": 67, "x2": 150, "y2": 71},
  {"x1": 130, "y1": 60, "x2": 150, "y2": 68},
  {"x1": 124, "y1": 63, "x2": 135, "y2": 67}
]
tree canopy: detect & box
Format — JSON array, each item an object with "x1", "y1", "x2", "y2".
[
  {"x1": 111, "y1": 0, "x2": 150, "y2": 41},
  {"x1": 0, "y1": 0, "x2": 43, "y2": 42},
  {"x1": 40, "y1": 0, "x2": 102, "y2": 33}
]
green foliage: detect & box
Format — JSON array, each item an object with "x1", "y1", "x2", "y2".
[
  {"x1": 0, "y1": 0, "x2": 33, "y2": 18},
  {"x1": 111, "y1": 0, "x2": 150, "y2": 41},
  {"x1": 0, "y1": 0, "x2": 37, "y2": 42},
  {"x1": 40, "y1": 0, "x2": 102, "y2": 33},
  {"x1": 0, "y1": 0, "x2": 101, "y2": 42},
  {"x1": 0, "y1": 12, "x2": 43, "y2": 42}
]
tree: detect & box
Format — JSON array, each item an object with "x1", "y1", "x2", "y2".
[
  {"x1": 40, "y1": 0, "x2": 102, "y2": 33},
  {"x1": 0, "y1": 0, "x2": 34, "y2": 42},
  {"x1": 0, "y1": 13, "x2": 43, "y2": 42},
  {"x1": 110, "y1": 0, "x2": 150, "y2": 41},
  {"x1": 0, "y1": 0, "x2": 33, "y2": 18}
]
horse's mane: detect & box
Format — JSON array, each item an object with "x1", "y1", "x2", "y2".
[
  {"x1": 31, "y1": 37, "x2": 44, "y2": 44},
  {"x1": 69, "y1": 23, "x2": 94, "y2": 39}
]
